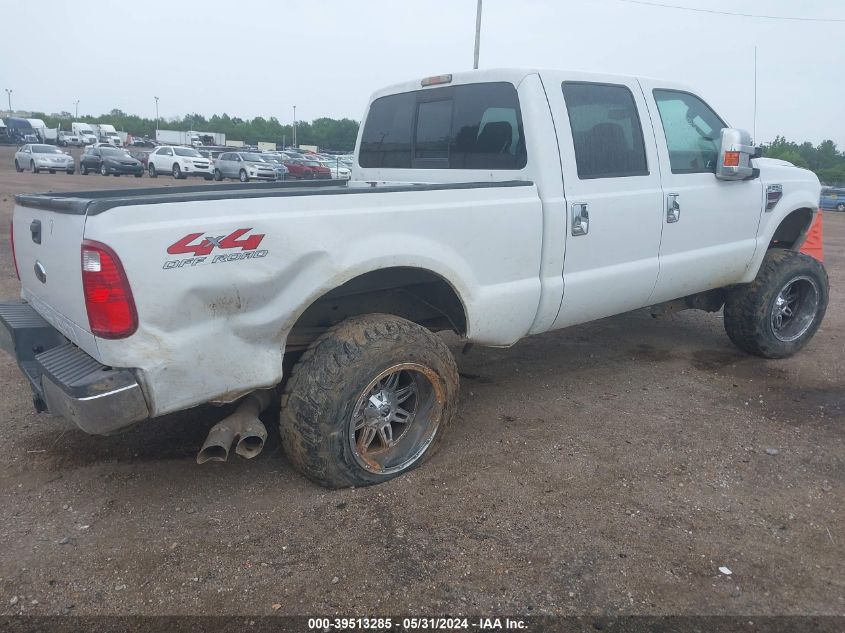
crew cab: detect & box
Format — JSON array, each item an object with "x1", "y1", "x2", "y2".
[
  {"x1": 1, "y1": 68, "x2": 827, "y2": 489},
  {"x1": 146, "y1": 145, "x2": 214, "y2": 179}
]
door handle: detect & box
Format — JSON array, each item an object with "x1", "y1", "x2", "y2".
[
  {"x1": 666, "y1": 194, "x2": 680, "y2": 223},
  {"x1": 571, "y1": 202, "x2": 589, "y2": 236},
  {"x1": 30, "y1": 219, "x2": 42, "y2": 244}
]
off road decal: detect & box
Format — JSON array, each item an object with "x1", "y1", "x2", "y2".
[{"x1": 163, "y1": 228, "x2": 268, "y2": 269}]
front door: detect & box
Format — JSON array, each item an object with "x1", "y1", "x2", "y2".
[
  {"x1": 640, "y1": 82, "x2": 763, "y2": 304},
  {"x1": 544, "y1": 74, "x2": 664, "y2": 328}
]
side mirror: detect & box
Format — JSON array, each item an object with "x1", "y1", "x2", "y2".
[{"x1": 716, "y1": 128, "x2": 759, "y2": 181}]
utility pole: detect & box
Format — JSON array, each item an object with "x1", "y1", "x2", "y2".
[
  {"x1": 4, "y1": 88, "x2": 12, "y2": 113},
  {"x1": 154, "y1": 96, "x2": 160, "y2": 131},
  {"x1": 292, "y1": 105, "x2": 297, "y2": 148},
  {"x1": 74, "y1": 100, "x2": 79, "y2": 118},
  {"x1": 753, "y1": 45, "x2": 758, "y2": 142},
  {"x1": 473, "y1": 0, "x2": 482, "y2": 69}
]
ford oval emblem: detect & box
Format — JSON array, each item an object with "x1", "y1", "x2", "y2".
[{"x1": 34, "y1": 261, "x2": 47, "y2": 284}]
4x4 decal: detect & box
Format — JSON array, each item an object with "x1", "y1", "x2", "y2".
[{"x1": 163, "y1": 228, "x2": 268, "y2": 270}]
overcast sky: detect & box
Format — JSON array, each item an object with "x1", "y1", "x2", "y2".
[{"x1": 2, "y1": 0, "x2": 843, "y2": 146}]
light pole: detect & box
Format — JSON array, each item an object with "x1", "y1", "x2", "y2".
[
  {"x1": 74, "y1": 100, "x2": 79, "y2": 118},
  {"x1": 154, "y1": 96, "x2": 160, "y2": 131},
  {"x1": 292, "y1": 105, "x2": 297, "y2": 148},
  {"x1": 4, "y1": 89, "x2": 12, "y2": 114},
  {"x1": 473, "y1": 0, "x2": 482, "y2": 69}
]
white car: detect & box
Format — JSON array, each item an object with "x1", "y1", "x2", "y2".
[
  {"x1": 2, "y1": 68, "x2": 827, "y2": 489},
  {"x1": 13, "y1": 144, "x2": 75, "y2": 174},
  {"x1": 146, "y1": 145, "x2": 214, "y2": 179}
]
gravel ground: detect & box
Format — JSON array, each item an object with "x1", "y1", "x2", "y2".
[{"x1": 0, "y1": 145, "x2": 841, "y2": 617}]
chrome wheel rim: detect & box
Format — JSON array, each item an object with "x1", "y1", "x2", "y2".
[
  {"x1": 348, "y1": 363, "x2": 443, "y2": 475},
  {"x1": 770, "y1": 275, "x2": 819, "y2": 342}
]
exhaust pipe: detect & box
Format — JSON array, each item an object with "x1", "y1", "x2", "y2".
[{"x1": 197, "y1": 389, "x2": 273, "y2": 464}]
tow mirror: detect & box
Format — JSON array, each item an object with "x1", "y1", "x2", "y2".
[{"x1": 716, "y1": 128, "x2": 760, "y2": 181}]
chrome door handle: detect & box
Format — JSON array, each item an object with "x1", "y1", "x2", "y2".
[
  {"x1": 666, "y1": 193, "x2": 680, "y2": 223},
  {"x1": 571, "y1": 202, "x2": 589, "y2": 236}
]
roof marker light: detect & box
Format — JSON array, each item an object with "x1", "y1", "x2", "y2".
[{"x1": 421, "y1": 74, "x2": 453, "y2": 87}]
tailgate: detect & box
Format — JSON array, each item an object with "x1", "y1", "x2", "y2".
[{"x1": 12, "y1": 201, "x2": 98, "y2": 356}]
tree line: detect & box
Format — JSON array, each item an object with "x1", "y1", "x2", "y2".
[
  {"x1": 33, "y1": 109, "x2": 361, "y2": 151},
  {"x1": 761, "y1": 137, "x2": 845, "y2": 186}
]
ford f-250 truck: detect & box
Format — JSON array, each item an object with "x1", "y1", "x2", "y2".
[{"x1": 1, "y1": 68, "x2": 828, "y2": 488}]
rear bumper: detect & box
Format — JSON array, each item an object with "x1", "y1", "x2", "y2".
[{"x1": 0, "y1": 301, "x2": 149, "y2": 435}]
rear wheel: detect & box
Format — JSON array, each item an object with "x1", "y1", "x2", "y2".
[
  {"x1": 239, "y1": 169, "x2": 249, "y2": 182},
  {"x1": 724, "y1": 249, "x2": 829, "y2": 359},
  {"x1": 836, "y1": 203, "x2": 845, "y2": 213},
  {"x1": 148, "y1": 163, "x2": 157, "y2": 178},
  {"x1": 279, "y1": 314, "x2": 459, "y2": 488}
]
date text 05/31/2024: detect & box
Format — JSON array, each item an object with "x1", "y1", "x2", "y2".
[{"x1": 307, "y1": 617, "x2": 528, "y2": 630}]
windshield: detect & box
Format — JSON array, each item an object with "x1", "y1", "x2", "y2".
[
  {"x1": 303, "y1": 160, "x2": 320, "y2": 167},
  {"x1": 262, "y1": 156, "x2": 282, "y2": 163},
  {"x1": 242, "y1": 153, "x2": 265, "y2": 162},
  {"x1": 33, "y1": 145, "x2": 61, "y2": 154},
  {"x1": 100, "y1": 147, "x2": 128, "y2": 157},
  {"x1": 174, "y1": 147, "x2": 202, "y2": 157}
]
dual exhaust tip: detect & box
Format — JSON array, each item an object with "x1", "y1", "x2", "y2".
[{"x1": 196, "y1": 390, "x2": 272, "y2": 464}]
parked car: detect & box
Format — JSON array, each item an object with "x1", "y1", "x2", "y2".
[
  {"x1": 1, "y1": 68, "x2": 828, "y2": 490},
  {"x1": 299, "y1": 158, "x2": 332, "y2": 179},
  {"x1": 14, "y1": 144, "x2": 75, "y2": 174},
  {"x1": 129, "y1": 138, "x2": 157, "y2": 148},
  {"x1": 213, "y1": 151, "x2": 276, "y2": 182},
  {"x1": 128, "y1": 150, "x2": 151, "y2": 168},
  {"x1": 282, "y1": 158, "x2": 315, "y2": 179},
  {"x1": 147, "y1": 145, "x2": 213, "y2": 179},
  {"x1": 316, "y1": 156, "x2": 351, "y2": 180},
  {"x1": 258, "y1": 154, "x2": 289, "y2": 180},
  {"x1": 820, "y1": 187, "x2": 845, "y2": 212},
  {"x1": 57, "y1": 131, "x2": 83, "y2": 147},
  {"x1": 79, "y1": 146, "x2": 143, "y2": 177}
]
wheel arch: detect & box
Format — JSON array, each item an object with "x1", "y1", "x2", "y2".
[
  {"x1": 283, "y1": 265, "x2": 469, "y2": 356},
  {"x1": 767, "y1": 206, "x2": 815, "y2": 251}
]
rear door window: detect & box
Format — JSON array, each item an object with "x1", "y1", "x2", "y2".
[
  {"x1": 359, "y1": 82, "x2": 526, "y2": 170},
  {"x1": 562, "y1": 82, "x2": 649, "y2": 179}
]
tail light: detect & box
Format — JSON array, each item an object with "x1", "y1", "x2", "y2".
[
  {"x1": 81, "y1": 240, "x2": 137, "y2": 339},
  {"x1": 10, "y1": 219, "x2": 20, "y2": 280}
]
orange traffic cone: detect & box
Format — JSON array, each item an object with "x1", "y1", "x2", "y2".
[{"x1": 800, "y1": 211, "x2": 824, "y2": 263}]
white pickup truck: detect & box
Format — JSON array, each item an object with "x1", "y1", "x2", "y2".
[{"x1": 1, "y1": 68, "x2": 828, "y2": 488}]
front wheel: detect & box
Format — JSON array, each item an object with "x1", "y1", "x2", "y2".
[
  {"x1": 100, "y1": 163, "x2": 108, "y2": 176},
  {"x1": 836, "y1": 203, "x2": 845, "y2": 213},
  {"x1": 172, "y1": 163, "x2": 184, "y2": 179},
  {"x1": 14, "y1": 159, "x2": 23, "y2": 172},
  {"x1": 80, "y1": 163, "x2": 88, "y2": 175},
  {"x1": 148, "y1": 164, "x2": 157, "y2": 178},
  {"x1": 213, "y1": 168, "x2": 223, "y2": 181},
  {"x1": 31, "y1": 161, "x2": 38, "y2": 173},
  {"x1": 724, "y1": 249, "x2": 829, "y2": 359},
  {"x1": 280, "y1": 314, "x2": 459, "y2": 488},
  {"x1": 239, "y1": 169, "x2": 249, "y2": 182}
]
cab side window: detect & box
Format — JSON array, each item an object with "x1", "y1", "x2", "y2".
[
  {"x1": 653, "y1": 90, "x2": 726, "y2": 174},
  {"x1": 562, "y1": 82, "x2": 649, "y2": 179}
]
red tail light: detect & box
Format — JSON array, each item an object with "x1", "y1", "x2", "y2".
[
  {"x1": 10, "y1": 219, "x2": 20, "y2": 280},
  {"x1": 81, "y1": 240, "x2": 137, "y2": 339}
]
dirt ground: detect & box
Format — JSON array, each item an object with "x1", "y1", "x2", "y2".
[{"x1": 0, "y1": 145, "x2": 841, "y2": 618}]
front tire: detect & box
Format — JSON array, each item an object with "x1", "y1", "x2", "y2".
[
  {"x1": 80, "y1": 163, "x2": 88, "y2": 175},
  {"x1": 31, "y1": 161, "x2": 38, "y2": 173},
  {"x1": 172, "y1": 163, "x2": 184, "y2": 179},
  {"x1": 724, "y1": 249, "x2": 829, "y2": 359},
  {"x1": 213, "y1": 168, "x2": 223, "y2": 181},
  {"x1": 836, "y1": 203, "x2": 845, "y2": 213},
  {"x1": 14, "y1": 159, "x2": 22, "y2": 172},
  {"x1": 239, "y1": 169, "x2": 249, "y2": 182},
  {"x1": 100, "y1": 163, "x2": 108, "y2": 176},
  {"x1": 280, "y1": 314, "x2": 459, "y2": 488}
]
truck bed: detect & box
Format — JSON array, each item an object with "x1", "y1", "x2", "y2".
[{"x1": 15, "y1": 179, "x2": 532, "y2": 215}]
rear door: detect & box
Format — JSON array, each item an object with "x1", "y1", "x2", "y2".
[
  {"x1": 640, "y1": 82, "x2": 763, "y2": 303},
  {"x1": 543, "y1": 74, "x2": 664, "y2": 328}
]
